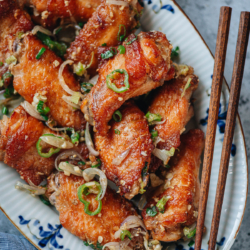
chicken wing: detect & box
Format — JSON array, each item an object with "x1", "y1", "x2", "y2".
[
  {"x1": 19, "y1": 0, "x2": 101, "y2": 29},
  {"x1": 46, "y1": 172, "x2": 145, "y2": 248},
  {"x1": 65, "y1": 0, "x2": 142, "y2": 76},
  {"x1": 142, "y1": 129, "x2": 204, "y2": 242},
  {"x1": 81, "y1": 31, "x2": 175, "y2": 136},
  {"x1": 0, "y1": 0, "x2": 33, "y2": 78},
  {"x1": 94, "y1": 101, "x2": 153, "y2": 199},
  {"x1": 149, "y1": 69, "x2": 199, "y2": 172}
]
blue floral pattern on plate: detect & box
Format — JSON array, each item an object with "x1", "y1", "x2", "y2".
[
  {"x1": 142, "y1": 0, "x2": 174, "y2": 14},
  {"x1": 19, "y1": 215, "x2": 69, "y2": 250}
]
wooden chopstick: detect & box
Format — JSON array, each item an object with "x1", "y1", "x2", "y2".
[
  {"x1": 194, "y1": 6, "x2": 232, "y2": 250},
  {"x1": 208, "y1": 11, "x2": 250, "y2": 250}
]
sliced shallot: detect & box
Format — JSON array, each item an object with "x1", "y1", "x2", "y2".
[
  {"x1": 112, "y1": 148, "x2": 131, "y2": 165},
  {"x1": 21, "y1": 101, "x2": 45, "y2": 121},
  {"x1": 85, "y1": 122, "x2": 99, "y2": 156}
]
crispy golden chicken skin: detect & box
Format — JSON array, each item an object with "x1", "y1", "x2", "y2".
[
  {"x1": 11, "y1": 34, "x2": 85, "y2": 130},
  {"x1": 142, "y1": 129, "x2": 204, "y2": 242},
  {"x1": 20, "y1": 0, "x2": 101, "y2": 29},
  {"x1": 66, "y1": 0, "x2": 142, "y2": 76},
  {"x1": 81, "y1": 31, "x2": 175, "y2": 136},
  {"x1": 46, "y1": 172, "x2": 145, "y2": 248},
  {"x1": 0, "y1": 0, "x2": 33, "y2": 77},
  {"x1": 94, "y1": 102, "x2": 153, "y2": 199},
  {"x1": 149, "y1": 70, "x2": 199, "y2": 172}
]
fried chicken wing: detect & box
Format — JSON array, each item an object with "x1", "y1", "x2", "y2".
[
  {"x1": 46, "y1": 172, "x2": 145, "y2": 248},
  {"x1": 94, "y1": 101, "x2": 153, "y2": 199},
  {"x1": 142, "y1": 129, "x2": 204, "y2": 242},
  {"x1": 0, "y1": 0, "x2": 33, "y2": 77},
  {"x1": 20, "y1": 0, "x2": 101, "y2": 29},
  {"x1": 82, "y1": 31, "x2": 175, "y2": 136},
  {"x1": 10, "y1": 34, "x2": 85, "y2": 130},
  {"x1": 149, "y1": 69, "x2": 199, "y2": 171},
  {"x1": 66, "y1": 0, "x2": 142, "y2": 76}
]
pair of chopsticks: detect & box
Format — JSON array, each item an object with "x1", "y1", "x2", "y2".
[{"x1": 195, "y1": 7, "x2": 250, "y2": 250}]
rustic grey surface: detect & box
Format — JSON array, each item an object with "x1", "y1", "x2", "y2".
[{"x1": 0, "y1": 0, "x2": 250, "y2": 249}]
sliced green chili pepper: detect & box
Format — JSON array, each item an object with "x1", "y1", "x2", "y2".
[
  {"x1": 92, "y1": 159, "x2": 101, "y2": 168},
  {"x1": 36, "y1": 47, "x2": 46, "y2": 60},
  {"x1": 71, "y1": 132, "x2": 80, "y2": 144},
  {"x1": 117, "y1": 24, "x2": 126, "y2": 42},
  {"x1": 81, "y1": 82, "x2": 93, "y2": 93},
  {"x1": 171, "y1": 46, "x2": 179, "y2": 60},
  {"x1": 120, "y1": 230, "x2": 132, "y2": 241},
  {"x1": 146, "y1": 206, "x2": 157, "y2": 217},
  {"x1": 2, "y1": 106, "x2": 8, "y2": 115},
  {"x1": 113, "y1": 110, "x2": 122, "y2": 122},
  {"x1": 156, "y1": 196, "x2": 170, "y2": 213},
  {"x1": 106, "y1": 69, "x2": 129, "y2": 93},
  {"x1": 39, "y1": 194, "x2": 51, "y2": 206},
  {"x1": 145, "y1": 112, "x2": 162, "y2": 124},
  {"x1": 126, "y1": 35, "x2": 137, "y2": 45},
  {"x1": 36, "y1": 134, "x2": 61, "y2": 158},
  {"x1": 114, "y1": 129, "x2": 120, "y2": 135},
  {"x1": 150, "y1": 130, "x2": 158, "y2": 139},
  {"x1": 77, "y1": 181, "x2": 102, "y2": 216},
  {"x1": 118, "y1": 45, "x2": 126, "y2": 54}
]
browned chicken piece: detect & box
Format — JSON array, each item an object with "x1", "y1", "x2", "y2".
[
  {"x1": 10, "y1": 34, "x2": 85, "y2": 130},
  {"x1": 0, "y1": 105, "x2": 88, "y2": 185},
  {"x1": 94, "y1": 102, "x2": 153, "y2": 199},
  {"x1": 149, "y1": 69, "x2": 199, "y2": 172},
  {"x1": 46, "y1": 172, "x2": 145, "y2": 248},
  {"x1": 81, "y1": 31, "x2": 175, "y2": 136},
  {"x1": 18, "y1": 0, "x2": 101, "y2": 29},
  {"x1": 66, "y1": 0, "x2": 142, "y2": 76},
  {"x1": 142, "y1": 129, "x2": 204, "y2": 242},
  {"x1": 0, "y1": 0, "x2": 33, "y2": 78}
]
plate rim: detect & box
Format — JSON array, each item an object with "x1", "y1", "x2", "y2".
[{"x1": 0, "y1": 1, "x2": 248, "y2": 249}]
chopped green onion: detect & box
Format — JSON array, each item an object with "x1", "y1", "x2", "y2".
[
  {"x1": 39, "y1": 194, "x2": 51, "y2": 206},
  {"x1": 55, "y1": 27, "x2": 62, "y2": 35},
  {"x1": 188, "y1": 240, "x2": 195, "y2": 247},
  {"x1": 2, "y1": 72, "x2": 13, "y2": 83},
  {"x1": 117, "y1": 24, "x2": 126, "y2": 42},
  {"x1": 126, "y1": 35, "x2": 137, "y2": 45},
  {"x1": 113, "y1": 110, "x2": 122, "y2": 122},
  {"x1": 36, "y1": 47, "x2": 46, "y2": 60},
  {"x1": 145, "y1": 112, "x2": 162, "y2": 124},
  {"x1": 78, "y1": 22, "x2": 84, "y2": 28},
  {"x1": 5, "y1": 55, "x2": 17, "y2": 65},
  {"x1": 183, "y1": 227, "x2": 196, "y2": 239},
  {"x1": 17, "y1": 32, "x2": 24, "y2": 39},
  {"x1": 77, "y1": 181, "x2": 102, "y2": 216},
  {"x1": 140, "y1": 163, "x2": 148, "y2": 194},
  {"x1": 83, "y1": 241, "x2": 102, "y2": 250},
  {"x1": 101, "y1": 43, "x2": 107, "y2": 47},
  {"x1": 150, "y1": 130, "x2": 158, "y2": 139},
  {"x1": 71, "y1": 92, "x2": 81, "y2": 104},
  {"x1": 120, "y1": 230, "x2": 132, "y2": 241},
  {"x1": 2, "y1": 106, "x2": 8, "y2": 115},
  {"x1": 164, "y1": 164, "x2": 171, "y2": 169},
  {"x1": 92, "y1": 159, "x2": 101, "y2": 168},
  {"x1": 3, "y1": 85, "x2": 14, "y2": 99},
  {"x1": 106, "y1": 69, "x2": 129, "y2": 93},
  {"x1": 0, "y1": 80, "x2": 3, "y2": 87},
  {"x1": 0, "y1": 62, "x2": 3, "y2": 66},
  {"x1": 146, "y1": 206, "x2": 157, "y2": 217},
  {"x1": 171, "y1": 46, "x2": 179, "y2": 60},
  {"x1": 141, "y1": 163, "x2": 148, "y2": 179},
  {"x1": 81, "y1": 82, "x2": 93, "y2": 93},
  {"x1": 181, "y1": 78, "x2": 192, "y2": 98},
  {"x1": 118, "y1": 45, "x2": 126, "y2": 54},
  {"x1": 114, "y1": 129, "x2": 120, "y2": 135},
  {"x1": 101, "y1": 47, "x2": 117, "y2": 59},
  {"x1": 71, "y1": 132, "x2": 80, "y2": 144},
  {"x1": 36, "y1": 134, "x2": 61, "y2": 158},
  {"x1": 156, "y1": 196, "x2": 170, "y2": 213},
  {"x1": 37, "y1": 100, "x2": 50, "y2": 121},
  {"x1": 74, "y1": 62, "x2": 85, "y2": 76},
  {"x1": 78, "y1": 161, "x2": 86, "y2": 166}
]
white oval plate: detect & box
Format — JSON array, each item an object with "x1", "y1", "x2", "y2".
[{"x1": 0, "y1": 0, "x2": 248, "y2": 249}]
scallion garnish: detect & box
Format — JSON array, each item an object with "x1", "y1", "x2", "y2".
[
  {"x1": 118, "y1": 45, "x2": 126, "y2": 54},
  {"x1": 188, "y1": 240, "x2": 195, "y2": 247},
  {"x1": 113, "y1": 110, "x2": 122, "y2": 122},
  {"x1": 78, "y1": 161, "x2": 86, "y2": 166},
  {"x1": 78, "y1": 22, "x2": 84, "y2": 28},
  {"x1": 81, "y1": 82, "x2": 93, "y2": 93},
  {"x1": 126, "y1": 35, "x2": 137, "y2": 45},
  {"x1": 36, "y1": 47, "x2": 46, "y2": 60},
  {"x1": 171, "y1": 46, "x2": 179, "y2": 60},
  {"x1": 146, "y1": 206, "x2": 158, "y2": 217},
  {"x1": 150, "y1": 130, "x2": 158, "y2": 139},
  {"x1": 5, "y1": 55, "x2": 17, "y2": 65},
  {"x1": 114, "y1": 129, "x2": 120, "y2": 135},
  {"x1": 156, "y1": 196, "x2": 170, "y2": 213},
  {"x1": 181, "y1": 78, "x2": 192, "y2": 98},
  {"x1": 101, "y1": 43, "x2": 107, "y2": 47},
  {"x1": 92, "y1": 159, "x2": 101, "y2": 168},
  {"x1": 74, "y1": 62, "x2": 85, "y2": 76},
  {"x1": 2, "y1": 72, "x2": 13, "y2": 84},
  {"x1": 39, "y1": 194, "x2": 51, "y2": 206},
  {"x1": 77, "y1": 181, "x2": 102, "y2": 216},
  {"x1": 120, "y1": 230, "x2": 132, "y2": 241},
  {"x1": 164, "y1": 164, "x2": 171, "y2": 169},
  {"x1": 37, "y1": 100, "x2": 50, "y2": 121},
  {"x1": 3, "y1": 85, "x2": 14, "y2": 99},
  {"x1": 101, "y1": 47, "x2": 117, "y2": 59},
  {"x1": 71, "y1": 132, "x2": 80, "y2": 144},
  {"x1": 17, "y1": 32, "x2": 24, "y2": 39},
  {"x1": 145, "y1": 112, "x2": 162, "y2": 125},
  {"x1": 106, "y1": 69, "x2": 129, "y2": 93},
  {"x1": 55, "y1": 27, "x2": 62, "y2": 35},
  {"x1": 183, "y1": 227, "x2": 196, "y2": 239},
  {"x1": 117, "y1": 24, "x2": 126, "y2": 42},
  {"x1": 0, "y1": 62, "x2": 3, "y2": 66},
  {"x1": 2, "y1": 106, "x2": 8, "y2": 115}
]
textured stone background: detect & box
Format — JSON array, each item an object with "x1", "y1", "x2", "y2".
[{"x1": 0, "y1": 0, "x2": 250, "y2": 249}]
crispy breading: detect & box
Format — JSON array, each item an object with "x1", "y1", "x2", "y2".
[
  {"x1": 46, "y1": 172, "x2": 145, "y2": 248},
  {"x1": 142, "y1": 129, "x2": 204, "y2": 242},
  {"x1": 66, "y1": 0, "x2": 142, "y2": 76},
  {"x1": 81, "y1": 31, "x2": 175, "y2": 136},
  {"x1": 94, "y1": 101, "x2": 153, "y2": 199},
  {"x1": 11, "y1": 34, "x2": 85, "y2": 130},
  {"x1": 149, "y1": 72, "x2": 199, "y2": 172},
  {"x1": 20, "y1": 0, "x2": 101, "y2": 29},
  {"x1": 0, "y1": 0, "x2": 33, "y2": 77}
]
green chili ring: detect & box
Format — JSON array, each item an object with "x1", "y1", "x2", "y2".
[
  {"x1": 36, "y1": 134, "x2": 61, "y2": 158},
  {"x1": 77, "y1": 181, "x2": 103, "y2": 216},
  {"x1": 106, "y1": 69, "x2": 129, "y2": 93}
]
